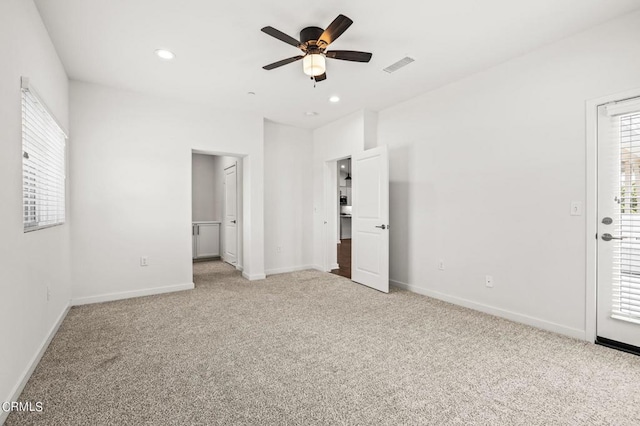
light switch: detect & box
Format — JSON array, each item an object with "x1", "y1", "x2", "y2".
[{"x1": 570, "y1": 201, "x2": 583, "y2": 216}]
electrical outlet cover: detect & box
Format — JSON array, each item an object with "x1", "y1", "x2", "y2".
[{"x1": 485, "y1": 275, "x2": 494, "y2": 288}]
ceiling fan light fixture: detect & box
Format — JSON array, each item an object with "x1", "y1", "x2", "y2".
[{"x1": 303, "y1": 54, "x2": 326, "y2": 77}]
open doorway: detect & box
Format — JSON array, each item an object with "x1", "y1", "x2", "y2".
[
  {"x1": 191, "y1": 151, "x2": 243, "y2": 281},
  {"x1": 331, "y1": 157, "x2": 352, "y2": 278}
]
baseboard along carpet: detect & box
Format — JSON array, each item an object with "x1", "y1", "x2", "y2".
[{"x1": 7, "y1": 261, "x2": 640, "y2": 425}]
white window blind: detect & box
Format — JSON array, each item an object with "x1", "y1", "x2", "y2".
[
  {"x1": 611, "y1": 109, "x2": 640, "y2": 322},
  {"x1": 22, "y1": 78, "x2": 67, "y2": 232}
]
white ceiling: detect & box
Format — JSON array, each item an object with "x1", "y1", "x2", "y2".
[{"x1": 35, "y1": 0, "x2": 640, "y2": 129}]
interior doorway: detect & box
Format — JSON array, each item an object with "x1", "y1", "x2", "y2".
[
  {"x1": 323, "y1": 147, "x2": 390, "y2": 293},
  {"x1": 332, "y1": 157, "x2": 352, "y2": 279},
  {"x1": 191, "y1": 151, "x2": 243, "y2": 275}
]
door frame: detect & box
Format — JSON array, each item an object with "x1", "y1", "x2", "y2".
[
  {"x1": 323, "y1": 156, "x2": 351, "y2": 272},
  {"x1": 190, "y1": 150, "x2": 244, "y2": 272},
  {"x1": 586, "y1": 87, "x2": 640, "y2": 343}
]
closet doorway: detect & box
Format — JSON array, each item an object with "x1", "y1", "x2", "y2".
[{"x1": 331, "y1": 157, "x2": 352, "y2": 279}]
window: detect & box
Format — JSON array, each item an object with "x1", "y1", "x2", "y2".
[
  {"x1": 21, "y1": 78, "x2": 67, "y2": 232},
  {"x1": 616, "y1": 110, "x2": 640, "y2": 320}
]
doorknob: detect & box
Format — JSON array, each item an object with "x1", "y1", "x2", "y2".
[
  {"x1": 601, "y1": 233, "x2": 626, "y2": 241},
  {"x1": 375, "y1": 224, "x2": 386, "y2": 230},
  {"x1": 231, "y1": 220, "x2": 236, "y2": 224}
]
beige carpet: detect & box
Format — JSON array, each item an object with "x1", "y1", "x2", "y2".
[{"x1": 7, "y1": 261, "x2": 640, "y2": 425}]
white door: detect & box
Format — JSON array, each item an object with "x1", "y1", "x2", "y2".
[
  {"x1": 352, "y1": 146, "x2": 389, "y2": 293},
  {"x1": 597, "y1": 96, "x2": 640, "y2": 349},
  {"x1": 196, "y1": 223, "x2": 220, "y2": 258},
  {"x1": 223, "y1": 163, "x2": 238, "y2": 265}
]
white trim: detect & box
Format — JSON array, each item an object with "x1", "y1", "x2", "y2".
[
  {"x1": 242, "y1": 272, "x2": 266, "y2": 281},
  {"x1": 71, "y1": 283, "x2": 194, "y2": 306},
  {"x1": 605, "y1": 97, "x2": 640, "y2": 117},
  {"x1": 312, "y1": 264, "x2": 327, "y2": 272},
  {"x1": 265, "y1": 265, "x2": 314, "y2": 276},
  {"x1": 330, "y1": 263, "x2": 339, "y2": 270},
  {"x1": 585, "y1": 96, "x2": 598, "y2": 343},
  {"x1": 391, "y1": 280, "x2": 586, "y2": 340},
  {"x1": 585, "y1": 87, "x2": 640, "y2": 344},
  {"x1": 1, "y1": 304, "x2": 70, "y2": 425}
]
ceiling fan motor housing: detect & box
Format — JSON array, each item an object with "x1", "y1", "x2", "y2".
[{"x1": 300, "y1": 26, "x2": 324, "y2": 46}]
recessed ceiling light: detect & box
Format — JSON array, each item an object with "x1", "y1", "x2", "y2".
[
  {"x1": 341, "y1": 165, "x2": 345, "y2": 169},
  {"x1": 154, "y1": 49, "x2": 175, "y2": 60},
  {"x1": 329, "y1": 95, "x2": 340, "y2": 103},
  {"x1": 305, "y1": 111, "x2": 319, "y2": 116}
]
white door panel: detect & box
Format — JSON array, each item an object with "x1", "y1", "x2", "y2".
[
  {"x1": 352, "y1": 146, "x2": 389, "y2": 293},
  {"x1": 597, "y1": 98, "x2": 640, "y2": 348},
  {"x1": 224, "y1": 164, "x2": 238, "y2": 265}
]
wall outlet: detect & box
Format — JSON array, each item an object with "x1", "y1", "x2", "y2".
[
  {"x1": 485, "y1": 275, "x2": 494, "y2": 288},
  {"x1": 438, "y1": 260, "x2": 445, "y2": 271},
  {"x1": 46, "y1": 286, "x2": 51, "y2": 302},
  {"x1": 276, "y1": 246, "x2": 282, "y2": 254},
  {"x1": 140, "y1": 256, "x2": 149, "y2": 266}
]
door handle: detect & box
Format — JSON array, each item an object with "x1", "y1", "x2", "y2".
[
  {"x1": 197, "y1": 225, "x2": 199, "y2": 235},
  {"x1": 601, "y1": 233, "x2": 626, "y2": 241},
  {"x1": 231, "y1": 220, "x2": 236, "y2": 224},
  {"x1": 375, "y1": 224, "x2": 386, "y2": 230}
]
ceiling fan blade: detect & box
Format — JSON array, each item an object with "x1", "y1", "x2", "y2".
[
  {"x1": 318, "y1": 14, "x2": 353, "y2": 47},
  {"x1": 314, "y1": 72, "x2": 327, "y2": 82},
  {"x1": 262, "y1": 55, "x2": 304, "y2": 70},
  {"x1": 261, "y1": 26, "x2": 302, "y2": 49},
  {"x1": 325, "y1": 50, "x2": 372, "y2": 62}
]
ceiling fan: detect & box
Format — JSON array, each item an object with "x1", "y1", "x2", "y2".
[{"x1": 261, "y1": 14, "x2": 372, "y2": 83}]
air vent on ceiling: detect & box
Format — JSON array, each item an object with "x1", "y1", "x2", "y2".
[{"x1": 383, "y1": 56, "x2": 415, "y2": 73}]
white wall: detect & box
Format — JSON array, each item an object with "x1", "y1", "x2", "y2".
[
  {"x1": 377, "y1": 10, "x2": 640, "y2": 339},
  {"x1": 0, "y1": 0, "x2": 70, "y2": 419},
  {"x1": 192, "y1": 153, "x2": 223, "y2": 222},
  {"x1": 70, "y1": 81, "x2": 265, "y2": 304},
  {"x1": 264, "y1": 120, "x2": 313, "y2": 274},
  {"x1": 312, "y1": 111, "x2": 368, "y2": 270}
]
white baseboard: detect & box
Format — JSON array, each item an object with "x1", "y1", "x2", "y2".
[
  {"x1": 1, "y1": 304, "x2": 70, "y2": 425},
  {"x1": 390, "y1": 280, "x2": 586, "y2": 341},
  {"x1": 265, "y1": 265, "x2": 314, "y2": 276},
  {"x1": 242, "y1": 272, "x2": 266, "y2": 281},
  {"x1": 312, "y1": 265, "x2": 328, "y2": 272},
  {"x1": 71, "y1": 282, "x2": 194, "y2": 306},
  {"x1": 330, "y1": 263, "x2": 339, "y2": 270}
]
